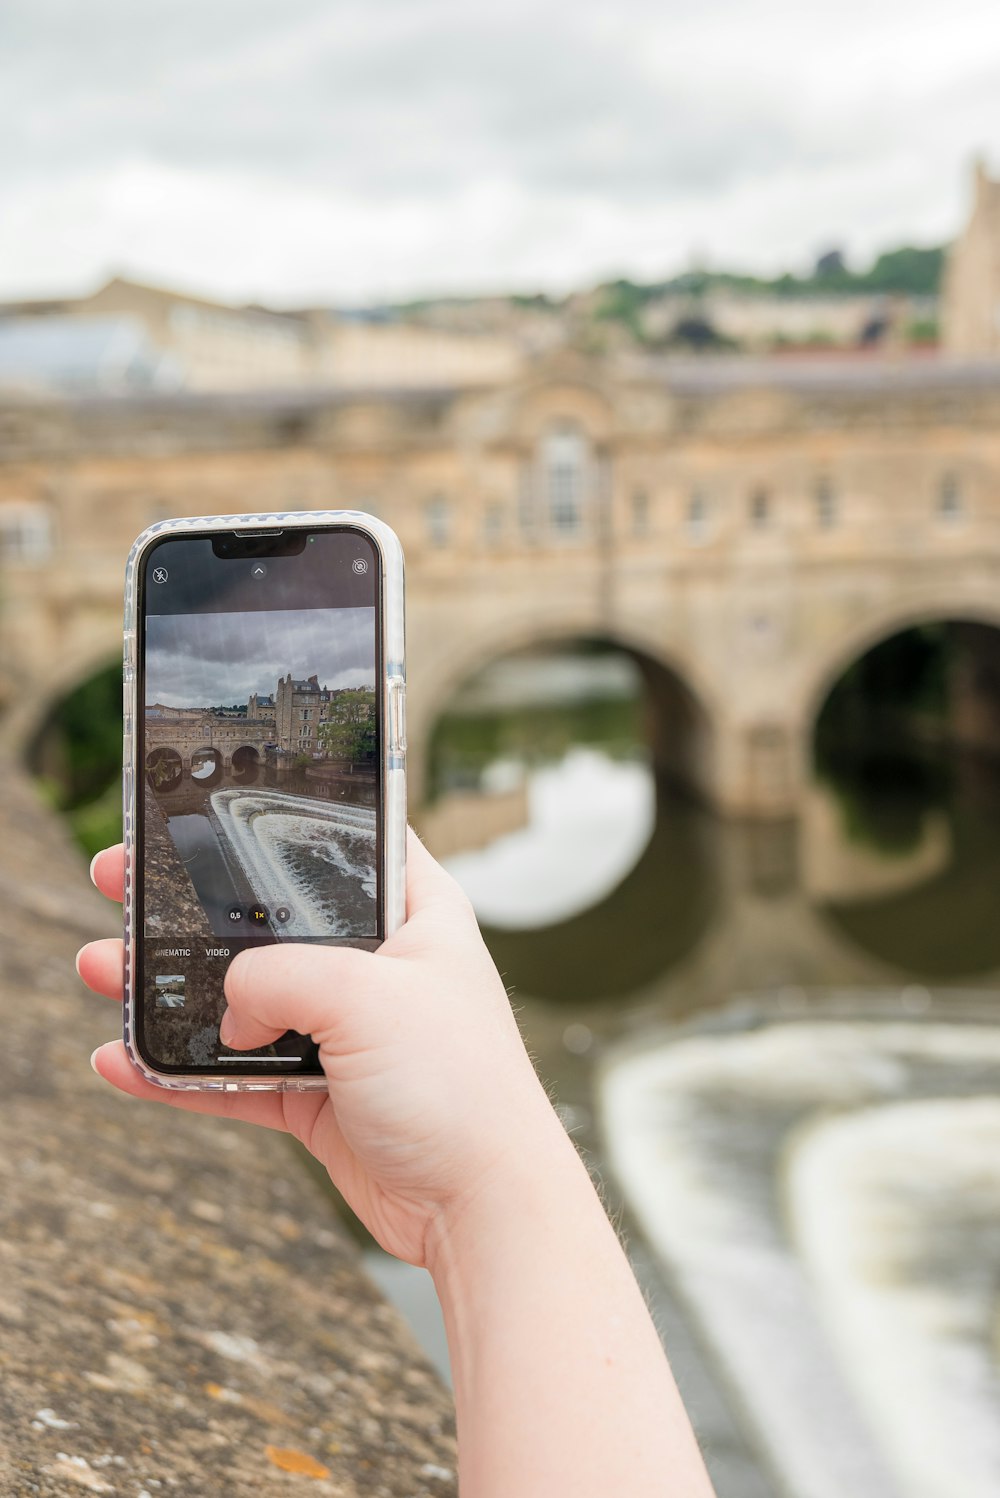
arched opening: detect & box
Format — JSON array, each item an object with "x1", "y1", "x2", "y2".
[
  {"x1": 26, "y1": 659, "x2": 122, "y2": 858},
  {"x1": 421, "y1": 636, "x2": 718, "y2": 999},
  {"x1": 809, "y1": 619, "x2": 1000, "y2": 976},
  {"x1": 231, "y1": 744, "x2": 261, "y2": 785},
  {"x1": 145, "y1": 747, "x2": 183, "y2": 795},
  {"x1": 189, "y1": 746, "x2": 224, "y2": 786}
]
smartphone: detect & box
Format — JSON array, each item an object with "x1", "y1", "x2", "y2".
[{"x1": 122, "y1": 511, "x2": 406, "y2": 1090}]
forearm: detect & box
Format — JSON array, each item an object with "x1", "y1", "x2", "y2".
[{"x1": 427, "y1": 1110, "x2": 716, "y2": 1498}]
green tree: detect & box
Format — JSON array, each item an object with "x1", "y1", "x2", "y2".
[
  {"x1": 863, "y1": 245, "x2": 944, "y2": 296},
  {"x1": 318, "y1": 689, "x2": 377, "y2": 770}
]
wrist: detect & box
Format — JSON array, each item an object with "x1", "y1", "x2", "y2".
[{"x1": 424, "y1": 1096, "x2": 594, "y2": 1289}]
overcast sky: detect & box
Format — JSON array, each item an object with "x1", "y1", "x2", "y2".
[
  {"x1": 146, "y1": 607, "x2": 376, "y2": 706},
  {"x1": 4, "y1": 0, "x2": 999, "y2": 305}
]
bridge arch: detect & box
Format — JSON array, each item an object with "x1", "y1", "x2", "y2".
[
  {"x1": 410, "y1": 614, "x2": 721, "y2": 809},
  {"x1": 797, "y1": 590, "x2": 1000, "y2": 744},
  {"x1": 231, "y1": 744, "x2": 261, "y2": 784},
  {"x1": 145, "y1": 746, "x2": 183, "y2": 794},
  {"x1": 3, "y1": 643, "x2": 122, "y2": 761},
  {"x1": 808, "y1": 599, "x2": 1000, "y2": 734},
  {"x1": 795, "y1": 604, "x2": 1000, "y2": 980},
  {"x1": 189, "y1": 747, "x2": 223, "y2": 786}
]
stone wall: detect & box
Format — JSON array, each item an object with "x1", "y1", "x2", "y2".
[{"x1": 0, "y1": 759, "x2": 457, "y2": 1496}]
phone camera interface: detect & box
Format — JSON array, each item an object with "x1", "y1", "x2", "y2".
[{"x1": 139, "y1": 529, "x2": 379, "y2": 1073}]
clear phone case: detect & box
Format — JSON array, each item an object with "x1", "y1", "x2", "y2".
[{"x1": 122, "y1": 511, "x2": 406, "y2": 1091}]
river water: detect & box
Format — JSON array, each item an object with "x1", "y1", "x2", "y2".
[
  {"x1": 433, "y1": 652, "x2": 1000, "y2": 1009},
  {"x1": 386, "y1": 647, "x2": 1000, "y2": 1498},
  {"x1": 158, "y1": 762, "x2": 377, "y2": 938}
]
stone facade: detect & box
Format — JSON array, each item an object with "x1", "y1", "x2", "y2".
[
  {"x1": 276, "y1": 673, "x2": 332, "y2": 755},
  {"x1": 942, "y1": 159, "x2": 1000, "y2": 356},
  {"x1": 245, "y1": 690, "x2": 275, "y2": 723},
  {"x1": 3, "y1": 348, "x2": 1000, "y2": 815}
]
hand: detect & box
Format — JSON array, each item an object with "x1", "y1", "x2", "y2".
[{"x1": 79, "y1": 830, "x2": 560, "y2": 1267}]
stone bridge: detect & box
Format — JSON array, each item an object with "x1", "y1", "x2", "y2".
[
  {"x1": 144, "y1": 713, "x2": 276, "y2": 778},
  {"x1": 3, "y1": 350, "x2": 1000, "y2": 815}
]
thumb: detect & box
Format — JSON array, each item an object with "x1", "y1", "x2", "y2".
[{"x1": 221, "y1": 942, "x2": 388, "y2": 1052}]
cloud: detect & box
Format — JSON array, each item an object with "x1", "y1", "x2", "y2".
[
  {"x1": 145, "y1": 606, "x2": 376, "y2": 706},
  {"x1": 1, "y1": 0, "x2": 999, "y2": 301}
]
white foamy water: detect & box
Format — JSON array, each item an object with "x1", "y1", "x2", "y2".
[
  {"x1": 444, "y1": 747, "x2": 654, "y2": 928},
  {"x1": 600, "y1": 1021, "x2": 1000, "y2": 1498},
  {"x1": 212, "y1": 789, "x2": 376, "y2": 937},
  {"x1": 790, "y1": 1097, "x2": 1000, "y2": 1498}
]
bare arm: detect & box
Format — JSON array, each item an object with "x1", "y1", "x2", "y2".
[{"x1": 428, "y1": 1121, "x2": 716, "y2": 1497}]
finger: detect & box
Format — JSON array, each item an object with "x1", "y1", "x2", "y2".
[
  {"x1": 405, "y1": 825, "x2": 476, "y2": 920},
  {"x1": 92, "y1": 1039, "x2": 295, "y2": 1131},
  {"x1": 222, "y1": 942, "x2": 387, "y2": 1052},
  {"x1": 77, "y1": 939, "x2": 124, "y2": 1000},
  {"x1": 90, "y1": 845, "x2": 125, "y2": 903}
]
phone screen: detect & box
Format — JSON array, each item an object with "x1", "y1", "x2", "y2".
[{"x1": 136, "y1": 526, "x2": 382, "y2": 1077}]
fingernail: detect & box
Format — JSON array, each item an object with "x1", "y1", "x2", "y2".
[
  {"x1": 90, "y1": 1047, "x2": 102, "y2": 1074},
  {"x1": 75, "y1": 948, "x2": 84, "y2": 978},
  {"x1": 219, "y1": 1009, "x2": 236, "y2": 1047},
  {"x1": 89, "y1": 852, "x2": 100, "y2": 887}
]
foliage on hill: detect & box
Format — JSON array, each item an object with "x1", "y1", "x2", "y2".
[
  {"x1": 593, "y1": 245, "x2": 944, "y2": 318},
  {"x1": 383, "y1": 244, "x2": 944, "y2": 330}
]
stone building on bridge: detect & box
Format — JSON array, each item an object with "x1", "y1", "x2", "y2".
[
  {"x1": 245, "y1": 690, "x2": 275, "y2": 724},
  {"x1": 276, "y1": 673, "x2": 333, "y2": 756},
  {"x1": 144, "y1": 706, "x2": 275, "y2": 779},
  {"x1": 943, "y1": 158, "x2": 1000, "y2": 358},
  {"x1": 4, "y1": 339, "x2": 1000, "y2": 818},
  {"x1": 4, "y1": 163, "x2": 1000, "y2": 817}
]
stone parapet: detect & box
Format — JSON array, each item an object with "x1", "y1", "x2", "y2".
[{"x1": 0, "y1": 759, "x2": 456, "y2": 1496}]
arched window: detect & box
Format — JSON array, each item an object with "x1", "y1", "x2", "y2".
[
  {"x1": 483, "y1": 503, "x2": 504, "y2": 548},
  {"x1": 815, "y1": 477, "x2": 837, "y2": 530},
  {"x1": 750, "y1": 489, "x2": 770, "y2": 529},
  {"x1": 938, "y1": 474, "x2": 963, "y2": 524},
  {"x1": 631, "y1": 489, "x2": 651, "y2": 537},
  {"x1": 685, "y1": 489, "x2": 710, "y2": 543},
  {"x1": 0, "y1": 501, "x2": 52, "y2": 562},
  {"x1": 425, "y1": 494, "x2": 451, "y2": 548},
  {"x1": 543, "y1": 425, "x2": 587, "y2": 536}
]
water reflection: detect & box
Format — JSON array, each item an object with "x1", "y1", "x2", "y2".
[
  {"x1": 444, "y1": 748, "x2": 655, "y2": 930},
  {"x1": 434, "y1": 660, "x2": 1000, "y2": 1002},
  {"x1": 819, "y1": 753, "x2": 1000, "y2": 978},
  {"x1": 165, "y1": 809, "x2": 239, "y2": 923},
  {"x1": 473, "y1": 780, "x2": 717, "y2": 1002}
]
